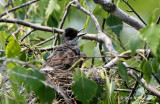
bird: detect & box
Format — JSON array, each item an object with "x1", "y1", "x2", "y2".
[
  {"x1": 43, "y1": 27, "x2": 86, "y2": 70},
  {"x1": 40, "y1": 28, "x2": 86, "y2": 103}
]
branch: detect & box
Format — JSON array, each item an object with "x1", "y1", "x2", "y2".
[
  {"x1": 20, "y1": 29, "x2": 36, "y2": 42},
  {"x1": 128, "y1": 70, "x2": 160, "y2": 98},
  {"x1": 104, "y1": 49, "x2": 160, "y2": 98},
  {"x1": 73, "y1": 0, "x2": 118, "y2": 54},
  {"x1": 93, "y1": 0, "x2": 145, "y2": 30},
  {"x1": 0, "y1": 57, "x2": 37, "y2": 69},
  {"x1": 0, "y1": 18, "x2": 64, "y2": 33},
  {"x1": 156, "y1": 16, "x2": 160, "y2": 24},
  {"x1": 59, "y1": 1, "x2": 74, "y2": 29},
  {"x1": 0, "y1": 0, "x2": 40, "y2": 17},
  {"x1": 36, "y1": 36, "x2": 55, "y2": 46},
  {"x1": 127, "y1": 80, "x2": 139, "y2": 104}
]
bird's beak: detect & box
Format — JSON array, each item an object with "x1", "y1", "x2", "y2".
[
  {"x1": 77, "y1": 28, "x2": 86, "y2": 37},
  {"x1": 78, "y1": 28, "x2": 84, "y2": 33},
  {"x1": 77, "y1": 33, "x2": 86, "y2": 37}
]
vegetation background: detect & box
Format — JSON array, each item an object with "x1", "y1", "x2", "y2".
[{"x1": 0, "y1": 0, "x2": 160, "y2": 103}]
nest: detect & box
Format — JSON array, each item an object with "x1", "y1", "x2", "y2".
[
  {"x1": 43, "y1": 68, "x2": 106, "y2": 103},
  {"x1": 27, "y1": 67, "x2": 106, "y2": 104},
  {"x1": 46, "y1": 69, "x2": 74, "y2": 99}
]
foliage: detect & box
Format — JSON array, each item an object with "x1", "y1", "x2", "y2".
[{"x1": 0, "y1": 0, "x2": 160, "y2": 104}]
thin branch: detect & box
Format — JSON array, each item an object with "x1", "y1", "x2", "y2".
[
  {"x1": 0, "y1": 49, "x2": 5, "y2": 52},
  {"x1": 156, "y1": 16, "x2": 160, "y2": 24},
  {"x1": 38, "y1": 47, "x2": 54, "y2": 52},
  {"x1": 20, "y1": 29, "x2": 36, "y2": 42},
  {"x1": 114, "y1": 88, "x2": 132, "y2": 92},
  {"x1": 53, "y1": 1, "x2": 74, "y2": 46},
  {"x1": 127, "y1": 80, "x2": 139, "y2": 104},
  {"x1": 59, "y1": 1, "x2": 74, "y2": 29},
  {"x1": 128, "y1": 70, "x2": 160, "y2": 98},
  {"x1": 36, "y1": 36, "x2": 55, "y2": 46},
  {"x1": 12, "y1": 27, "x2": 21, "y2": 37},
  {"x1": 72, "y1": 0, "x2": 102, "y2": 33},
  {"x1": 0, "y1": 57, "x2": 37, "y2": 69},
  {"x1": 0, "y1": 18, "x2": 64, "y2": 33},
  {"x1": 152, "y1": 72, "x2": 160, "y2": 85},
  {"x1": 122, "y1": 0, "x2": 147, "y2": 26},
  {"x1": 99, "y1": 43, "x2": 107, "y2": 64},
  {"x1": 0, "y1": 0, "x2": 40, "y2": 17},
  {"x1": 9, "y1": 0, "x2": 17, "y2": 18}
]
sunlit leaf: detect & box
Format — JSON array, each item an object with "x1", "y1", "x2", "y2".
[
  {"x1": 140, "y1": 24, "x2": 160, "y2": 62},
  {"x1": 45, "y1": 0, "x2": 60, "y2": 17},
  {"x1": 6, "y1": 36, "x2": 21, "y2": 58},
  {"x1": 73, "y1": 68, "x2": 86, "y2": 81}
]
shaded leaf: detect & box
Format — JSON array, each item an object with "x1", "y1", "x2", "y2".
[
  {"x1": 118, "y1": 61, "x2": 128, "y2": 82},
  {"x1": 72, "y1": 76, "x2": 97, "y2": 104},
  {"x1": 150, "y1": 58, "x2": 159, "y2": 73},
  {"x1": 106, "y1": 14, "x2": 123, "y2": 38},
  {"x1": 10, "y1": 66, "x2": 55, "y2": 103},
  {"x1": 0, "y1": 31, "x2": 7, "y2": 49},
  {"x1": 142, "y1": 61, "x2": 152, "y2": 84},
  {"x1": 47, "y1": 15, "x2": 58, "y2": 27}
]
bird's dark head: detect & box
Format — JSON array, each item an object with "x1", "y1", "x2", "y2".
[
  {"x1": 61, "y1": 28, "x2": 83, "y2": 44},
  {"x1": 64, "y1": 28, "x2": 78, "y2": 40}
]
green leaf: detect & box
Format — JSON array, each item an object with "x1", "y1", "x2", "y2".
[
  {"x1": 148, "y1": 9, "x2": 160, "y2": 24},
  {"x1": 0, "y1": 25, "x2": 8, "y2": 31},
  {"x1": 85, "y1": 0, "x2": 97, "y2": 12},
  {"x1": 106, "y1": 14, "x2": 123, "y2": 38},
  {"x1": 72, "y1": 76, "x2": 97, "y2": 104},
  {"x1": 6, "y1": 36, "x2": 21, "y2": 58},
  {"x1": 83, "y1": 16, "x2": 90, "y2": 29},
  {"x1": 105, "y1": 74, "x2": 116, "y2": 103},
  {"x1": 93, "y1": 5, "x2": 108, "y2": 18},
  {"x1": 45, "y1": 0, "x2": 60, "y2": 17},
  {"x1": 142, "y1": 61, "x2": 152, "y2": 84},
  {"x1": 129, "y1": 33, "x2": 142, "y2": 56},
  {"x1": 47, "y1": 15, "x2": 58, "y2": 27},
  {"x1": 11, "y1": 66, "x2": 26, "y2": 85},
  {"x1": 10, "y1": 66, "x2": 55, "y2": 103},
  {"x1": 73, "y1": 68, "x2": 86, "y2": 81},
  {"x1": 43, "y1": 52, "x2": 50, "y2": 61},
  {"x1": 140, "y1": 24, "x2": 160, "y2": 59},
  {"x1": 150, "y1": 58, "x2": 159, "y2": 73},
  {"x1": 0, "y1": 31, "x2": 7, "y2": 49},
  {"x1": 132, "y1": 95, "x2": 143, "y2": 104},
  {"x1": 118, "y1": 61, "x2": 128, "y2": 82}
]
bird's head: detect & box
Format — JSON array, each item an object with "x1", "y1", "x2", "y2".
[{"x1": 61, "y1": 28, "x2": 85, "y2": 45}]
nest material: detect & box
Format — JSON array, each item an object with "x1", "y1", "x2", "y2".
[
  {"x1": 44, "y1": 68, "x2": 106, "y2": 103},
  {"x1": 46, "y1": 69, "x2": 74, "y2": 97}
]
